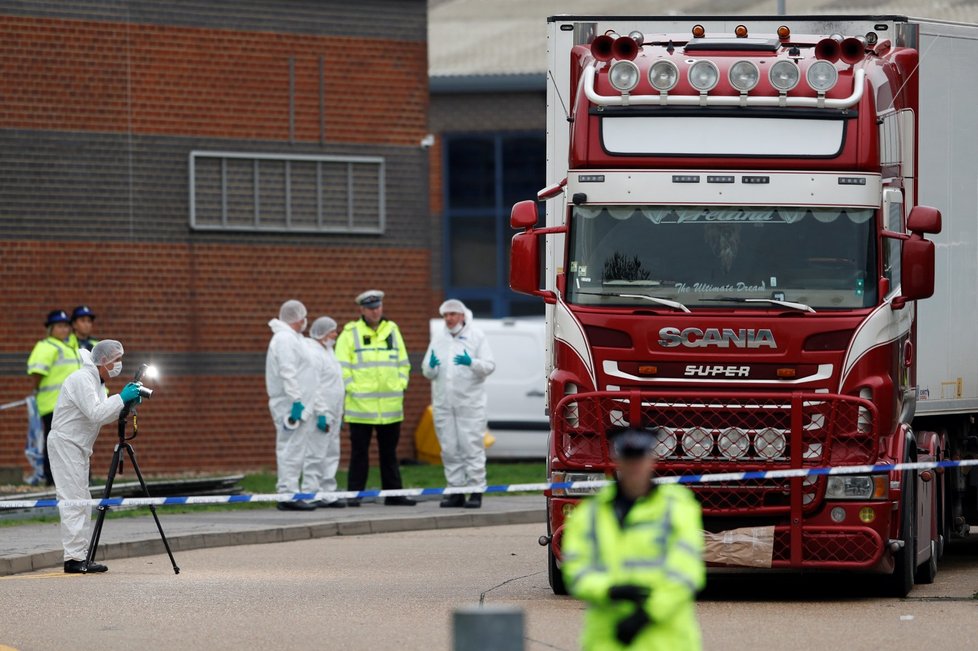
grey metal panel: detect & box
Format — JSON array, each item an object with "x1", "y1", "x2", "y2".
[
  {"x1": 913, "y1": 20, "x2": 978, "y2": 409},
  {"x1": 0, "y1": 131, "x2": 429, "y2": 249},
  {"x1": 430, "y1": 74, "x2": 546, "y2": 94},
  {"x1": 0, "y1": 0, "x2": 427, "y2": 41}
]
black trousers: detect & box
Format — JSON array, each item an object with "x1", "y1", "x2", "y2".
[
  {"x1": 347, "y1": 422, "x2": 403, "y2": 491},
  {"x1": 42, "y1": 412, "x2": 54, "y2": 486}
]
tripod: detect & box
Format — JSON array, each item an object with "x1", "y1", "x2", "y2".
[{"x1": 86, "y1": 399, "x2": 180, "y2": 574}]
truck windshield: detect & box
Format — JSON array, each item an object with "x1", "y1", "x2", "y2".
[{"x1": 567, "y1": 205, "x2": 877, "y2": 309}]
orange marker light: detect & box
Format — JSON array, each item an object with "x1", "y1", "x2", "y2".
[
  {"x1": 735, "y1": 25, "x2": 749, "y2": 38},
  {"x1": 638, "y1": 365, "x2": 659, "y2": 376},
  {"x1": 692, "y1": 24, "x2": 706, "y2": 38},
  {"x1": 776, "y1": 368, "x2": 797, "y2": 378},
  {"x1": 777, "y1": 25, "x2": 791, "y2": 40}
]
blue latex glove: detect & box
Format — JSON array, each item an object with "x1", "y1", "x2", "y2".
[
  {"x1": 119, "y1": 382, "x2": 142, "y2": 405},
  {"x1": 290, "y1": 401, "x2": 305, "y2": 422},
  {"x1": 429, "y1": 352, "x2": 440, "y2": 368},
  {"x1": 317, "y1": 415, "x2": 328, "y2": 432},
  {"x1": 453, "y1": 350, "x2": 472, "y2": 366}
]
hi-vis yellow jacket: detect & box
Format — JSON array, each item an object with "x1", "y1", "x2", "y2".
[
  {"x1": 335, "y1": 317, "x2": 410, "y2": 425},
  {"x1": 562, "y1": 483, "x2": 705, "y2": 651},
  {"x1": 27, "y1": 336, "x2": 82, "y2": 416}
]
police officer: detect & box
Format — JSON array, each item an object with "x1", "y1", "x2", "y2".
[
  {"x1": 561, "y1": 428, "x2": 705, "y2": 650},
  {"x1": 69, "y1": 305, "x2": 99, "y2": 352},
  {"x1": 335, "y1": 290, "x2": 415, "y2": 506},
  {"x1": 27, "y1": 310, "x2": 82, "y2": 485}
]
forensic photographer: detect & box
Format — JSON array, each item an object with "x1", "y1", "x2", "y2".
[
  {"x1": 48, "y1": 339, "x2": 143, "y2": 574},
  {"x1": 561, "y1": 428, "x2": 705, "y2": 650}
]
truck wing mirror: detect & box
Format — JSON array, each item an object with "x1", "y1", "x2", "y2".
[
  {"x1": 907, "y1": 205, "x2": 941, "y2": 235},
  {"x1": 510, "y1": 230, "x2": 554, "y2": 302},
  {"x1": 511, "y1": 200, "x2": 540, "y2": 230},
  {"x1": 895, "y1": 235, "x2": 935, "y2": 306}
]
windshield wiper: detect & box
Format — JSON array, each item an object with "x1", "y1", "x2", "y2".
[
  {"x1": 701, "y1": 296, "x2": 816, "y2": 313},
  {"x1": 577, "y1": 291, "x2": 691, "y2": 313}
]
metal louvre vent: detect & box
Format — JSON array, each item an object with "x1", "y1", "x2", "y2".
[{"x1": 190, "y1": 151, "x2": 385, "y2": 234}]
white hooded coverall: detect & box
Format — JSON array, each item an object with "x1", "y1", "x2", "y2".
[
  {"x1": 301, "y1": 337, "x2": 345, "y2": 500},
  {"x1": 421, "y1": 321, "x2": 495, "y2": 490},
  {"x1": 266, "y1": 318, "x2": 308, "y2": 493},
  {"x1": 48, "y1": 349, "x2": 125, "y2": 561}
]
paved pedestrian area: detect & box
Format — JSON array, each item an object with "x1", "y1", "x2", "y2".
[{"x1": 0, "y1": 495, "x2": 546, "y2": 575}]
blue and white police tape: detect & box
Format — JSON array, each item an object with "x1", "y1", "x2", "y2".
[
  {"x1": 0, "y1": 397, "x2": 27, "y2": 411},
  {"x1": 2, "y1": 457, "x2": 976, "y2": 509}
]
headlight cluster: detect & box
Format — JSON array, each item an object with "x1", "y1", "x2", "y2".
[
  {"x1": 656, "y1": 426, "x2": 791, "y2": 461},
  {"x1": 608, "y1": 57, "x2": 839, "y2": 96},
  {"x1": 550, "y1": 471, "x2": 608, "y2": 497},
  {"x1": 653, "y1": 426, "x2": 827, "y2": 461},
  {"x1": 825, "y1": 475, "x2": 888, "y2": 500}
]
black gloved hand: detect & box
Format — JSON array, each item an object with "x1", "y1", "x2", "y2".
[
  {"x1": 608, "y1": 584, "x2": 651, "y2": 603},
  {"x1": 615, "y1": 608, "x2": 651, "y2": 646}
]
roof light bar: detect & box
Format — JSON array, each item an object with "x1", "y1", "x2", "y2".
[{"x1": 584, "y1": 64, "x2": 864, "y2": 109}]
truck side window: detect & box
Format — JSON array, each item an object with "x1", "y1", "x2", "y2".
[{"x1": 883, "y1": 191, "x2": 904, "y2": 291}]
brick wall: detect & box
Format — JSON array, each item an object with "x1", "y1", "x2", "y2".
[
  {"x1": 0, "y1": 1, "x2": 432, "y2": 478},
  {"x1": 0, "y1": 241, "x2": 433, "y2": 475}
]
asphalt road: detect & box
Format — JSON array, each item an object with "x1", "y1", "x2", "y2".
[{"x1": 2, "y1": 523, "x2": 978, "y2": 651}]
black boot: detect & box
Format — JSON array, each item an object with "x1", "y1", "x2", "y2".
[
  {"x1": 464, "y1": 493, "x2": 482, "y2": 509},
  {"x1": 440, "y1": 494, "x2": 466, "y2": 508}
]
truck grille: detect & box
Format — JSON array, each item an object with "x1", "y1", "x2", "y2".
[{"x1": 553, "y1": 390, "x2": 877, "y2": 515}]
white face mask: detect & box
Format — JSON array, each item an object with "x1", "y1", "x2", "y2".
[
  {"x1": 107, "y1": 361, "x2": 123, "y2": 378},
  {"x1": 448, "y1": 322, "x2": 464, "y2": 335},
  {"x1": 325, "y1": 338, "x2": 336, "y2": 349}
]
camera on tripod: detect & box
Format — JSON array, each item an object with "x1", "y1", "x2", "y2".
[{"x1": 132, "y1": 363, "x2": 160, "y2": 400}]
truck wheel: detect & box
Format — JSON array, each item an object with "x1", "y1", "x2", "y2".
[
  {"x1": 915, "y1": 539, "x2": 938, "y2": 584},
  {"x1": 884, "y1": 472, "x2": 916, "y2": 598},
  {"x1": 548, "y1": 546, "x2": 568, "y2": 596}
]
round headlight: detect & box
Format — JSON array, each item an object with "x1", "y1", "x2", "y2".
[
  {"x1": 653, "y1": 427, "x2": 677, "y2": 458},
  {"x1": 728, "y1": 60, "x2": 759, "y2": 92},
  {"x1": 806, "y1": 60, "x2": 838, "y2": 93},
  {"x1": 769, "y1": 60, "x2": 800, "y2": 92},
  {"x1": 688, "y1": 60, "x2": 719, "y2": 92},
  {"x1": 682, "y1": 427, "x2": 714, "y2": 459},
  {"x1": 609, "y1": 61, "x2": 640, "y2": 92},
  {"x1": 718, "y1": 427, "x2": 750, "y2": 460},
  {"x1": 754, "y1": 428, "x2": 786, "y2": 460},
  {"x1": 648, "y1": 60, "x2": 679, "y2": 91}
]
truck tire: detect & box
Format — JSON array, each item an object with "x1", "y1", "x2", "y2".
[
  {"x1": 915, "y1": 539, "x2": 937, "y2": 584},
  {"x1": 885, "y1": 472, "x2": 916, "y2": 598},
  {"x1": 548, "y1": 546, "x2": 568, "y2": 596}
]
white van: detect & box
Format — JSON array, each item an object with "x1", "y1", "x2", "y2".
[{"x1": 426, "y1": 317, "x2": 548, "y2": 459}]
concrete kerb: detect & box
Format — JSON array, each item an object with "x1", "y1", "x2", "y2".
[{"x1": 0, "y1": 500, "x2": 546, "y2": 576}]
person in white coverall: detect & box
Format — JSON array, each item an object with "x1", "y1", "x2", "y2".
[
  {"x1": 48, "y1": 339, "x2": 143, "y2": 574},
  {"x1": 266, "y1": 299, "x2": 315, "y2": 511},
  {"x1": 302, "y1": 316, "x2": 347, "y2": 508},
  {"x1": 422, "y1": 299, "x2": 495, "y2": 509}
]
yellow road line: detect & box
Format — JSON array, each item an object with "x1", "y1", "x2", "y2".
[{"x1": 0, "y1": 571, "x2": 79, "y2": 580}]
